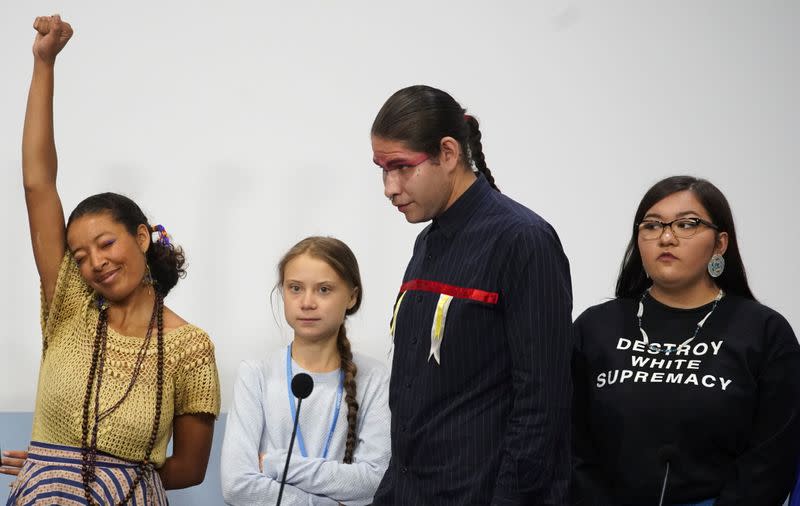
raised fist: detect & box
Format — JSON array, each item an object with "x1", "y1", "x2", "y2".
[{"x1": 32, "y1": 15, "x2": 73, "y2": 63}]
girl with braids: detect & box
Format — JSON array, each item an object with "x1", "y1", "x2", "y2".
[
  {"x1": 220, "y1": 237, "x2": 391, "y2": 506},
  {"x1": 371, "y1": 85, "x2": 572, "y2": 505},
  {"x1": 6, "y1": 15, "x2": 221, "y2": 505}
]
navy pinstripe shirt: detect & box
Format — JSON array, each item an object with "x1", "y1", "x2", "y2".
[{"x1": 373, "y1": 175, "x2": 573, "y2": 505}]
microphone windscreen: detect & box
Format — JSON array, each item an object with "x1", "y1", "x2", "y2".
[
  {"x1": 657, "y1": 444, "x2": 679, "y2": 466},
  {"x1": 291, "y1": 373, "x2": 314, "y2": 399}
]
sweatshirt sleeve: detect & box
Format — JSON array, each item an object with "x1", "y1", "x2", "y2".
[
  {"x1": 220, "y1": 361, "x2": 337, "y2": 506},
  {"x1": 715, "y1": 312, "x2": 800, "y2": 505},
  {"x1": 262, "y1": 362, "x2": 392, "y2": 505}
]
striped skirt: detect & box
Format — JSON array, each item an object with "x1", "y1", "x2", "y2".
[{"x1": 7, "y1": 441, "x2": 168, "y2": 505}]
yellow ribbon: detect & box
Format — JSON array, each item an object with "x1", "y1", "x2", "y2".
[
  {"x1": 390, "y1": 291, "x2": 407, "y2": 339},
  {"x1": 429, "y1": 294, "x2": 454, "y2": 364}
]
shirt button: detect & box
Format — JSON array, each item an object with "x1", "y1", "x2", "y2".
[
  {"x1": 426, "y1": 254, "x2": 432, "y2": 260},
  {"x1": 400, "y1": 424, "x2": 407, "y2": 432},
  {"x1": 411, "y1": 337, "x2": 418, "y2": 344},
  {"x1": 405, "y1": 381, "x2": 412, "y2": 389},
  {"x1": 416, "y1": 295, "x2": 422, "y2": 302},
  {"x1": 401, "y1": 466, "x2": 408, "y2": 474}
]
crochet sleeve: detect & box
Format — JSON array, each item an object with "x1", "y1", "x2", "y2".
[
  {"x1": 40, "y1": 252, "x2": 93, "y2": 353},
  {"x1": 174, "y1": 329, "x2": 221, "y2": 417}
]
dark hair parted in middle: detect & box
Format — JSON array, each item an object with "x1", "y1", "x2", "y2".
[
  {"x1": 277, "y1": 236, "x2": 363, "y2": 464},
  {"x1": 67, "y1": 192, "x2": 186, "y2": 296},
  {"x1": 615, "y1": 176, "x2": 754, "y2": 300},
  {"x1": 371, "y1": 85, "x2": 499, "y2": 191}
]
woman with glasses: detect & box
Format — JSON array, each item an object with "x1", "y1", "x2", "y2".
[{"x1": 571, "y1": 176, "x2": 800, "y2": 505}]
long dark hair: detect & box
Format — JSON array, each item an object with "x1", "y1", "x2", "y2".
[
  {"x1": 67, "y1": 192, "x2": 186, "y2": 296},
  {"x1": 70, "y1": 193, "x2": 175, "y2": 504},
  {"x1": 371, "y1": 84, "x2": 499, "y2": 191},
  {"x1": 277, "y1": 236, "x2": 363, "y2": 463},
  {"x1": 616, "y1": 176, "x2": 754, "y2": 300}
]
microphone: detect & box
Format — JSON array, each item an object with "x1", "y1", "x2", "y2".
[
  {"x1": 276, "y1": 373, "x2": 314, "y2": 506},
  {"x1": 657, "y1": 445, "x2": 679, "y2": 506},
  {"x1": 291, "y1": 373, "x2": 314, "y2": 400}
]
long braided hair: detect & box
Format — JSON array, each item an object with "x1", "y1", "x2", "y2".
[
  {"x1": 371, "y1": 84, "x2": 499, "y2": 192},
  {"x1": 80, "y1": 294, "x2": 164, "y2": 505},
  {"x1": 68, "y1": 193, "x2": 185, "y2": 504},
  {"x1": 277, "y1": 236, "x2": 363, "y2": 463}
]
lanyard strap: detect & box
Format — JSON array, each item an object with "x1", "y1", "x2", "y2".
[{"x1": 286, "y1": 344, "x2": 344, "y2": 459}]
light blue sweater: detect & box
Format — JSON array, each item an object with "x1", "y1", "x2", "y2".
[{"x1": 221, "y1": 348, "x2": 391, "y2": 505}]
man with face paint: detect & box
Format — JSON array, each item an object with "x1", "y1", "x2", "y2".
[{"x1": 370, "y1": 85, "x2": 573, "y2": 505}]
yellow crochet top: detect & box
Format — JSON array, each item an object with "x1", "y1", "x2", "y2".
[{"x1": 31, "y1": 253, "x2": 221, "y2": 467}]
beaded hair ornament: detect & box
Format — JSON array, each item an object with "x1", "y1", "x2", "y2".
[{"x1": 151, "y1": 224, "x2": 172, "y2": 247}]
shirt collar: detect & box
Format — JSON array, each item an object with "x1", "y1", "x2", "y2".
[{"x1": 428, "y1": 173, "x2": 492, "y2": 240}]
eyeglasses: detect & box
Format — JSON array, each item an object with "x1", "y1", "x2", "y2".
[{"x1": 637, "y1": 217, "x2": 719, "y2": 240}]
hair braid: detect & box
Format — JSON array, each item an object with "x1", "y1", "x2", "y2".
[
  {"x1": 80, "y1": 294, "x2": 165, "y2": 505},
  {"x1": 464, "y1": 114, "x2": 499, "y2": 191},
  {"x1": 336, "y1": 324, "x2": 359, "y2": 464},
  {"x1": 81, "y1": 301, "x2": 107, "y2": 495}
]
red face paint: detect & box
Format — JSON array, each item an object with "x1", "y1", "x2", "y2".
[{"x1": 373, "y1": 153, "x2": 430, "y2": 172}]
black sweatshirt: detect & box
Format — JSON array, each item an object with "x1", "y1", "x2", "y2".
[{"x1": 572, "y1": 294, "x2": 800, "y2": 505}]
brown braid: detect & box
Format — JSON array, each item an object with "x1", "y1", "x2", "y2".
[
  {"x1": 81, "y1": 293, "x2": 165, "y2": 505},
  {"x1": 464, "y1": 114, "x2": 499, "y2": 192},
  {"x1": 81, "y1": 300, "x2": 107, "y2": 490},
  {"x1": 336, "y1": 324, "x2": 359, "y2": 463}
]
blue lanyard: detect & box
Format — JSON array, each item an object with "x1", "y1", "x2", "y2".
[{"x1": 286, "y1": 344, "x2": 344, "y2": 459}]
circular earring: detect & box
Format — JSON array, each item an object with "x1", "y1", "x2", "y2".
[{"x1": 708, "y1": 254, "x2": 725, "y2": 278}]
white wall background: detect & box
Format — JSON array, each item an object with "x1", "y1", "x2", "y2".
[{"x1": 1, "y1": 1, "x2": 797, "y2": 412}]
